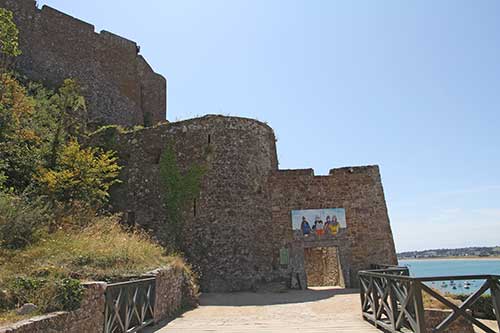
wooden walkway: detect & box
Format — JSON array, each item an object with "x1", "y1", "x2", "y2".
[{"x1": 145, "y1": 287, "x2": 380, "y2": 333}]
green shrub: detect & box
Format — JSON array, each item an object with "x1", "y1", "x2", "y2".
[
  {"x1": 36, "y1": 140, "x2": 121, "y2": 212},
  {"x1": 51, "y1": 278, "x2": 84, "y2": 312},
  {"x1": 0, "y1": 160, "x2": 6, "y2": 190},
  {"x1": 9, "y1": 276, "x2": 83, "y2": 313},
  {"x1": 451, "y1": 293, "x2": 496, "y2": 320},
  {"x1": 0, "y1": 193, "x2": 51, "y2": 249},
  {"x1": 0, "y1": 8, "x2": 21, "y2": 65}
]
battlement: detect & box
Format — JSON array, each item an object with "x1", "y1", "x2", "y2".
[
  {"x1": 274, "y1": 165, "x2": 381, "y2": 178},
  {"x1": 40, "y1": 5, "x2": 95, "y2": 33},
  {"x1": 0, "y1": 0, "x2": 167, "y2": 127}
]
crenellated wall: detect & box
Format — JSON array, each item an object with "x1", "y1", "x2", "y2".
[
  {"x1": 89, "y1": 115, "x2": 397, "y2": 292},
  {"x1": 269, "y1": 166, "x2": 398, "y2": 287},
  {"x1": 0, "y1": 0, "x2": 166, "y2": 127}
]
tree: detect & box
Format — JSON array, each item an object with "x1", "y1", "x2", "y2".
[
  {"x1": 37, "y1": 140, "x2": 121, "y2": 209},
  {"x1": 46, "y1": 79, "x2": 87, "y2": 168},
  {"x1": 0, "y1": 75, "x2": 88, "y2": 191},
  {"x1": 0, "y1": 73, "x2": 40, "y2": 190}
]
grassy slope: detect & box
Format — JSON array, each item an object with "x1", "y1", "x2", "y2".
[
  {"x1": 0, "y1": 216, "x2": 179, "y2": 282},
  {"x1": 0, "y1": 216, "x2": 187, "y2": 325}
]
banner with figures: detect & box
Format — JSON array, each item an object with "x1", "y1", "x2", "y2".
[{"x1": 291, "y1": 208, "x2": 346, "y2": 238}]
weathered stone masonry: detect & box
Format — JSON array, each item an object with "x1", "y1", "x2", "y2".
[
  {"x1": 269, "y1": 167, "x2": 398, "y2": 288},
  {"x1": 90, "y1": 116, "x2": 279, "y2": 292},
  {"x1": 91, "y1": 115, "x2": 397, "y2": 292},
  {"x1": 0, "y1": 0, "x2": 167, "y2": 127}
]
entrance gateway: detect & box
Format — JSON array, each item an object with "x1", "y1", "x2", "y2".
[
  {"x1": 304, "y1": 246, "x2": 343, "y2": 287},
  {"x1": 288, "y1": 208, "x2": 350, "y2": 288}
]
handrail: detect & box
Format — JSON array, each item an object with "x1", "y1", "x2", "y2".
[
  {"x1": 104, "y1": 277, "x2": 156, "y2": 333},
  {"x1": 359, "y1": 265, "x2": 500, "y2": 333},
  {"x1": 360, "y1": 270, "x2": 500, "y2": 282}
]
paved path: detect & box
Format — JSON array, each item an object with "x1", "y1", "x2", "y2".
[{"x1": 145, "y1": 287, "x2": 380, "y2": 333}]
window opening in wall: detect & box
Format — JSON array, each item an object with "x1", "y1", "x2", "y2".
[
  {"x1": 143, "y1": 111, "x2": 152, "y2": 127},
  {"x1": 208, "y1": 134, "x2": 211, "y2": 144},
  {"x1": 193, "y1": 198, "x2": 197, "y2": 217},
  {"x1": 154, "y1": 149, "x2": 162, "y2": 164},
  {"x1": 127, "y1": 211, "x2": 136, "y2": 227}
]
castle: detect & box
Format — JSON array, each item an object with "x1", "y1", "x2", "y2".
[{"x1": 2, "y1": 0, "x2": 397, "y2": 292}]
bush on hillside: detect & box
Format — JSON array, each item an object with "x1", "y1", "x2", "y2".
[
  {"x1": 36, "y1": 140, "x2": 121, "y2": 213},
  {"x1": 0, "y1": 73, "x2": 40, "y2": 191},
  {"x1": 450, "y1": 293, "x2": 496, "y2": 320},
  {"x1": 0, "y1": 192, "x2": 51, "y2": 249},
  {"x1": 0, "y1": 74, "x2": 93, "y2": 194}
]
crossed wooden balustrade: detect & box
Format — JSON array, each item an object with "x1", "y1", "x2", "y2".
[
  {"x1": 104, "y1": 277, "x2": 156, "y2": 333},
  {"x1": 359, "y1": 265, "x2": 500, "y2": 333}
]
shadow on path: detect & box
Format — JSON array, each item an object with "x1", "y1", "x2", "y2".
[{"x1": 200, "y1": 287, "x2": 359, "y2": 306}]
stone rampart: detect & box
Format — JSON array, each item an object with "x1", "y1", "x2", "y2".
[
  {"x1": 90, "y1": 115, "x2": 279, "y2": 292},
  {"x1": 269, "y1": 166, "x2": 398, "y2": 287},
  {"x1": 89, "y1": 115, "x2": 398, "y2": 291},
  {"x1": 0, "y1": 0, "x2": 166, "y2": 127}
]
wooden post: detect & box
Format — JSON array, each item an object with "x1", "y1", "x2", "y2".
[
  {"x1": 490, "y1": 277, "x2": 500, "y2": 331},
  {"x1": 413, "y1": 281, "x2": 426, "y2": 333},
  {"x1": 389, "y1": 279, "x2": 399, "y2": 331}
]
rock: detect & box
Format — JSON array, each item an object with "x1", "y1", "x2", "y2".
[{"x1": 16, "y1": 303, "x2": 38, "y2": 315}]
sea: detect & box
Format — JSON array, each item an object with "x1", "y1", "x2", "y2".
[{"x1": 398, "y1": 258, "x2": 500, "y2": 295}]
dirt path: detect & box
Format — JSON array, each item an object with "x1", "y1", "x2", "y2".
[{"x1": 145, "y1": 287, "x2": 379, "y2": 333}]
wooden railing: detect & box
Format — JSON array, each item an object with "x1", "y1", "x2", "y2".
[
  {"x1": 359, "y1": 266, "x2": 500, "y2": 333},
  {"x1": 104, "y1": 277, "x2": 156, "y2": 333}
]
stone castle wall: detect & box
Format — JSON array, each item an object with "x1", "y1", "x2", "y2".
[
  {"x1": 90, "y1": 115, "x2": 279, "y2": 292},
  {"x1": 90, "y1": 115, "x2": 397, "y2": 292},
  {"x1": 269, "y1": 166, "x2": 398, "y2": 287},
  {"x1": 0, "y1": 0, "x2": 166, "y2": 127}
]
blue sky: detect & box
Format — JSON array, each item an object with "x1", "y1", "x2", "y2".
[{"x1": 38, "y1": 0, "x2": 500, "y2": 252}]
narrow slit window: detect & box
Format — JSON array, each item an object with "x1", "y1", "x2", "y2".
[{"x1": 127, "y1": 211, "x2": 136, "y2": 227}]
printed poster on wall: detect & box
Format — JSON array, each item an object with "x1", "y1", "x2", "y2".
[{"x1": 291, "y1": 208, "x2": 346, "y2": 239}]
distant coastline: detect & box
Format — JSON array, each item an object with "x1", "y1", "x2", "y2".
[
  {"x1": 398, "y1": 246, "x2": 500, "y2": 261},
  {"x1": 400, "y1": 256, "x2": 500, "y2": 261}
]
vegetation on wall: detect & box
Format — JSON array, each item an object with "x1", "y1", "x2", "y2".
[
  {"x1": 159, "y1": 143, "x2": 205, "y2": 250},
  {"x1": 0, "y1": 8, "x2": 21, "y2": 59}
]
